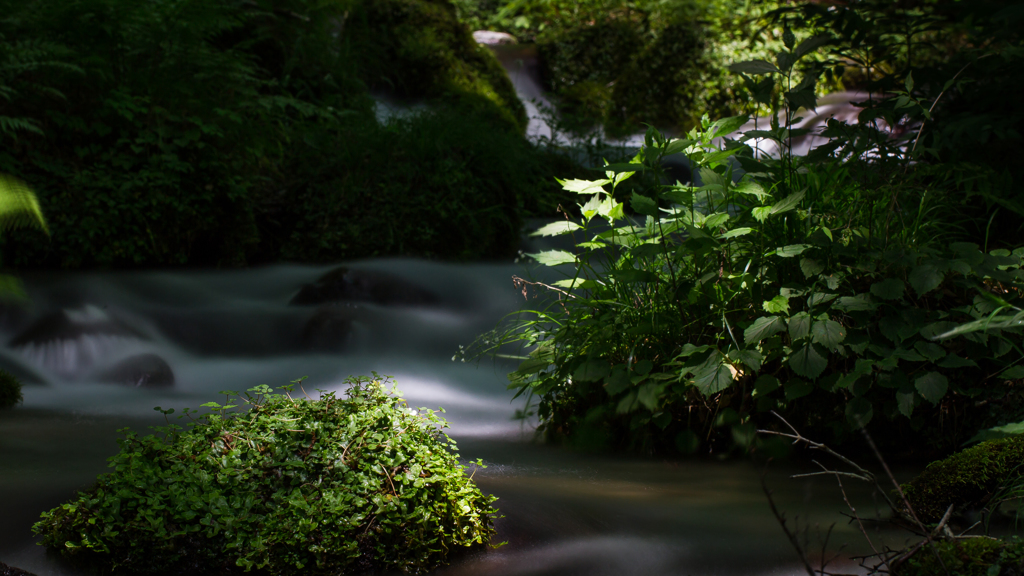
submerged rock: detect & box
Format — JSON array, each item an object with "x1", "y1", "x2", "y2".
[
  {"x1": 0, "y1": 561, "x2": 37, "y2": 576},
  {"x1": 8, "y1": 306, "x2": 146, "y2": 376},
  {"x1": 290, "y1": 267, "x2": 439, "y2": 307},
  {"x1": 473, "y1": 30, "x2": 517, "y2": 45},
  {"x1": 301, "y1": 304, "x2": 360, "y2": 352},
  {"x1": 96, "y1": 354, "x2": 174, "y2": 388}
]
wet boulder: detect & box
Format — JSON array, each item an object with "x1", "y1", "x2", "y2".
[
  {"x1": 301, "y1": 304, "x2": 360, "y2": 352},
  {"x1": 97, "y1": 353, "x2": 174, "y2": 388},
  {"x1": 290, "y1": 268, "x2": 439, "y2": 307}
]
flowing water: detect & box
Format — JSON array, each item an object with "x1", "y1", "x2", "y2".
[
  {"x1": 0, "y1": 259, "x2": 909, "y2": 575},
  {"x1": 0, "y1": 41, "x2": 914, "y2": 576}
]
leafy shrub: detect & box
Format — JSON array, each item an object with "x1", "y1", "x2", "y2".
[
  {"x1": 896, "y1": 536, "x2": 1024, "y2": 576},
  {"x1": 33, "y1": 375, "x2": 498, "y2": 575},
  {"x1": 464, "y1": 32, "x2": 1024, "y2": 454}
]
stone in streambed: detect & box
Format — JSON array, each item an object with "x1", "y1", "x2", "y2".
[
  {"x1": 8, "y1": 305, "x2": 144, "y2": 347},
  {"x1": 96, "y1": 353, "x2": 174, "y2": 388},
  {"x1": 290, "y1": 267, "x2": 439, "y2": 307},
  {"x1": 301, "y1": 304, "x2": 359, "y2": 352},
  {"x1": 0, "y1": 561, "x2": 37, "y2": 576}
]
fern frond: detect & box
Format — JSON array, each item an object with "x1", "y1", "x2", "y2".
[
  {"x1": 0, "y1": 116, "x2": 43, "y2": 138},
  {"x1": 0, "y1": 174, "x2": 48, "y2": 234}
]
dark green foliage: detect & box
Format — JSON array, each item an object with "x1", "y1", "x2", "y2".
[
  {"x1": 0, "y1": 0, "x2": 546, "y2": 269},
  {"x1": 901, "y1": 436, "x2": 1024, "y2": 524},
  {"x1": 896, "y1": 536, "x2": 1024, "y2": 576},
  {"x1": 33, "y1": 375, "x2": 498, "y2": 575},
  {"x1": 0, "y1": 368, "x2": 22, "y2": 409}
]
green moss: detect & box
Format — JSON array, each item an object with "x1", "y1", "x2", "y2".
[
  {"x1": 0, "y1": 369, "x2": 22, "y2": 409},
  {"x1": 33, "y1": 376, "x2": 497, "y2": 575},
  {"x1": 897, "y1": 536, "x2": 1024, "y2": 576},
  {"x1": 901, "y1": 435, "x2": 1024, "y2": 523},
  {"x1": 351, "y1": 0, "x2": 526, "y2": 133}
]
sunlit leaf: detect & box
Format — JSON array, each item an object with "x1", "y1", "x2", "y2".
[
  {"x1": 744, "y1": 316, "x2": 786, "y2": 345},
  {"x1": 531, "y1": 221, "x2": 581, "y2": 237},
  {"x1": 529, "y1": 250, "x2": 576, "y2": 266}
]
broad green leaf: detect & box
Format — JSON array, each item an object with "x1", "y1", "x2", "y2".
[
  {"x1": 800, "y1": 258, "x2": 824, "y2": 278},
  {"x1": 529, "y1": 250, "x2": 576, "y2": 266},
  {"x1": 551, "y1": 278, "x2": 600, "y2": 289},
  {"x1": 704, "y1": 212, "x2": 730, "y2": 229},
  {"x1": 915, "y1": 372, "x2": 948, "y2": 404},
  {"x1": 728, "y1": 349, "x2": 762, "y2": 372},
  {"x1": 784, "y1": 89, "x2": 817, "y2": 111},
  {"x1": 788, "y1": 312, "x2": 811, "y2": 341},
  {"x1": 601, "y1": 162, "x2": 645, "y2": 173},
  {"x1": 835, "y1": 294, "x2": 878, "y2": 312},
  {"x1": 693, "y1": 361, "x2": 735, "y2": 396},
  {"x1": 1001, "y1": 365, "x2": 1024, "y2": 379},
  {"x1": 870, "y1": 278, "x2": 905, "y2": 300},
  {"x1": 630, "y1": 193, "x2": 659, "y2": 217},
  {"x1": 913, "y1": 341, "x2": 946, "y2": 363},
  {"x1": 909, "y1": 264, "x2": 945, "y2": 297},
  {"x1": 561, "y1": 178, "x2": 609, "y2": 194},
  {"x1": 785, "y1": 379, "x2": 813, "y2": 401},
  {"x1": 744, "y1": 316, "x2": 787, "y2": 345},
  {"x1": 637, "y1": 382, "x2": 661, "y2": 410},
  {"x1": 708, "y1": 115, "x2": 750, "y2": 140},
  {"x1": 531, "y1": 221, "x2": 582, "y2": 237},
  {"x1": 729, "y1": 60, "x2": 780, "y2": 75},
  {"x1": 763, "y1": 295, "x2": 790, "y2": 314},
  {"x1": 699, "y1": 167, "x2": 728, "y2": 190},
  {"x1": 718, "y1": 227, "x2": 753, "y2": 239},
  {"x1": 789, "y1": 343, "x2": 827, "y2": 379},
  {"x1": 664, "y1": 138, "x2": 698, "y2": 156},
  {"x1": 573, "y1": 357, "x2": 610, "y2": 382},
  {"x1": 770, "y1": 189, "x2": 806, "y2": 215},
  {"x1": 752, "y1": 374, "x2": 780, "y2": 397},
  {"x1": 604, "y1": 369, "x2": 630, "y2": 396},
  {"x1": 733, "y1": 180, "x2": 767, "y2": 200},
  {"x1": 794, "y1": 34, "x2": 832, "y2": 59},
  {"x1": 776, "y1": 244, "x2": 811, "y2": 258},
  {"x1": 811, "y1": 320, "x2": 846, "y2": 350},
  {"x1": 896, "y1": 387, "x2": 916, "y2": 417},
  {"x1": 581, "y1": 194, "x2": 602, "y2": 221},
  {"x1": 752, "y1": 206, "x2": 772, "y2": 222},
  {"x1": 845, "y1": 397, "x2": 874, "y2": 428},
  {"x1": 807, "y1": 292, "x2": 838, "y2": 307},
  {"x1": 937, "y1": 354, "x2": 977, "y2": 368}
]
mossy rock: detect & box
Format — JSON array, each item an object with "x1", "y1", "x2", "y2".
[
  {"x1": 901, "y1": 435, "x2": 1024, "y2": 524},
  {"x1": 33, "y1": 376, "x2": 498, "y2": 575},
  {"x1": 896, "y1": 536, "x2": 1024, "y2": 576},
  {"x1": 0, "y1": 369, "x2": 22, "y2": 409},
  {"x1": 351, "y1": 0, "x2": 527, "y2": 133}
]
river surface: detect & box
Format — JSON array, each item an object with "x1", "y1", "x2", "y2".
[{"x1": 0, "y1": 257, "x2": 913, "y2": 576}]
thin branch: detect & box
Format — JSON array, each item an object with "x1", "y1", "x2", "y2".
[{"x1": 762, "y1": 463, "x2": 817, "y2": 576}]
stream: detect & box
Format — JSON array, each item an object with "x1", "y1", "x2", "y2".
[{"x1": 0, "y1": 41, "x2": 912, "y2": 576}]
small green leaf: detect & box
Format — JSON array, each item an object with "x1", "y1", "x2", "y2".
[
  {"x1": 561, "y1": 178, "x2": 609, "y2": 194},
  {"x1": 728, "y1": 60, "x2": 781, "y2": 75},
  {"x1": 692, "y1": 362, "x2": 735, "y2": 397},
  {"x1": 763, "y1": 295, "x2": 790, "y2": 314},
  {"x1": 835, "y1": 294, "x2": 878, "y2": 312},
  {"x1": 913, "y1": 341, "x2": 946, "y2": 363},
  {"x1": 753, "y1": 374, "x2": 780, "y2": 397},
  {"x1": 1000, "y1": 365, "x2": 1024, "y2": 380},
  {"x1": 531, "y1": 221, "x2": 582, "y2": 237},
  {"x1": 869, "y1": 278, "x2": 905, "y2": 300},
  {"x1": 914, "y1": 372, "x2": 948, "y2": 404},
  {"x1": 573, "y1": 357, "x2": 610, "y2": 382},
  {"x1": 937, "y1": 354, "x2": 977, "y2": 368},
  {"x1": 789, "y1": 343, "x2": 828, "y2": 379},
  {"x1": 896, "y1": 387, "x2": 916, "y2": 418},
  {"x1": 728, "y1": 349, "x2": 762, "y2": 372},
  {"x1": 529, "y1": 250, "x2": 576, "y2": 266},
  {"x1": 770, "y1": 189, "x2": 806, "y2": 215},
  {"x1": 718, "y1": 227, "x2": 754, "y2": 239},
  {"x1": 752, "y1": 206, "x2": 772, "y2": 222},
  {"x1": 785, "y1": 379, "x2": 813, "y2": 401},
  {"x1": 776, "y1": 244, "x2": 811, "y2": 258}
]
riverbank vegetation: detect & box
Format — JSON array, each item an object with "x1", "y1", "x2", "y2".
[
  {"x1": 464, "y1": 0, "x2": 1024, "y2": 459},
  {"x1": 33, "y1": 375, "x2": 497, "y2": 575},
  {"x1": 0, "y1": 0, "x2": 576, "y2": 268}
]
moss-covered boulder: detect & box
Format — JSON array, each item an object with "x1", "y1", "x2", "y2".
[
  {"x1": 33, "y1": 376, "x2": 498, "y2": 575},
  {"x1": 0, "y1": 369, "x2": 22, "y2": 409},
  {"x1": 352, "y1": 0, "x2": 527, "y2": 133},
  {"x1": 901, "y1": 435, "x2": 1024, "y2": 524},
  {"x1": 896, "y1": 537, "x2": 1024, "y2": 576}
]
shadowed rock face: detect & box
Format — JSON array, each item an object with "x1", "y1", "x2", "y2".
[
  {"x1": 0, "y1": 561, "x2": 37, "y2": 576},
  {"x1": 290, "y1": 268, "x2": 440, "y2": 307},
  {"x1": 96, "y1": 353, "x2": 174, "y2": 388}
]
